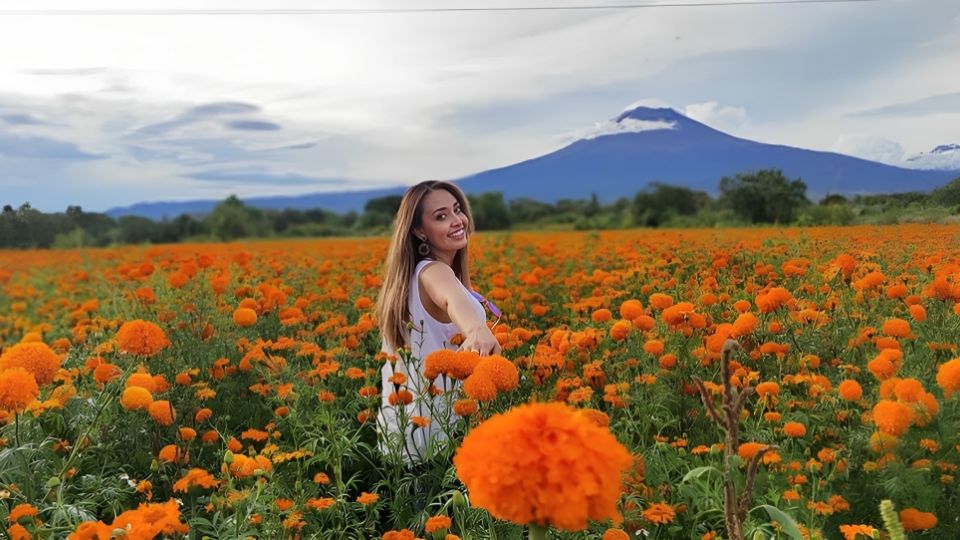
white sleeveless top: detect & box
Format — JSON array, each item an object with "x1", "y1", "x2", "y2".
[{"x1": 376, "y1": 259, "x2": 486, "y2": 464}]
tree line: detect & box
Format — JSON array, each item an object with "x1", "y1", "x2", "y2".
[{"x1": 3, "y1": 169, "x2": 960, "y2": 249}]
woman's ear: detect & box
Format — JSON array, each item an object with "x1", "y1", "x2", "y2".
[{"x1": 412, "y1": 227, "x2": 425, "y2": 241}]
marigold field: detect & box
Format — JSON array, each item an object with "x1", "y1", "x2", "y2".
[{"x1": 1, "y1": 225, "x2": 960, "y2": 539}]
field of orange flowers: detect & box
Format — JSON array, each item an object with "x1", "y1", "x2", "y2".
[{"x1": 1, "y1": 225, "x2": 960, "y2": 540}]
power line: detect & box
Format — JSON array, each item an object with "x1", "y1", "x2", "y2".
[{"x1": 0, "y1": 0, "x2": 882, "y2": 16}]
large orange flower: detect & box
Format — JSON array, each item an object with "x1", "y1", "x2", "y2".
[
  {"x1": 116, "y1": 320, "x2": 171, "y2": 357},
  {"x1": 936, "y1": 357, "x2": 960, "y2": 398},
  {"x1": 453, "y1": 402, "x2": 632, "y2": 531},
  {"x1": 0, "y1": 367, "x2": 40, "y2": 412},
  {"x1": 0, "y1": 341, "x2": 62, "y2": 386},
  {"x1": 872, "y1": 400, "x2": 914, "y2": 437}
]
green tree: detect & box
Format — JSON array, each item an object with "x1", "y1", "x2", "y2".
[
  {"x1": 632, "y1": 182, "x2": 710, "y2": 227},
  {"x1": 205, "y1": 195, "x2": 266, "y2": 240},
  {"x1": 929, "y1": 176, "x2": 960, "y2": 206},
  {"x1": 718, "y1": 169, "x2": 809, "y2": 223},
  {"x1": 467, "y1": 192, "x2": 511, "y2": 230},
  {"x1": 116, "y1": 215, "x2": 160, "y2": 244}
]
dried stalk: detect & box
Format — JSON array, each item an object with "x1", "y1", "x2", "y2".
[{"x1": 692, "y1": 339, "x2": 772, "y2": 540}]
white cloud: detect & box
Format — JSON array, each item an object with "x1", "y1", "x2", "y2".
[
  {"x1": 683, "y1": 101, "x2": 748, "y2": 132},
  {"x1": 622, "y1": 98, "x2": 672, "y2": 112},
  {"x1": 833, "y1": 135, "x2": 904, "y2": 165},
  {"x1": 563, "y1": 118, "x2": 676, "y2": 142}
]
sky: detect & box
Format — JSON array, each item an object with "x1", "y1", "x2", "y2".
[{"x1": 1, "y1": 0, "x2": 958, "y2": 212}]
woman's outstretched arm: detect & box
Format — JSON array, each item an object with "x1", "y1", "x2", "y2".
[{"x1": 419, "y1": 262, "x2": 501, "y2": 356}]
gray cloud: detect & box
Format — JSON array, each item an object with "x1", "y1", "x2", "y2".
[
  {"x1": 0, "y1": 133, "x2": 106, "y2": 160},
  {"x1": 133, "y1": 101, "x2": 264, "y2": 136},
  {"x1": 225, "y1": 120, "x2": 281, "y2": 131},
  {"x1": 1, "y1": 113, "x2": 53, "y2": 125},
  {"x1": 187, "y1": 168, "x2": 348, "y2": 186},
  {"x1": 848, "y1": 92, "x2": 960, "y2": 118}
]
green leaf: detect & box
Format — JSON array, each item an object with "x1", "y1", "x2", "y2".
[
  {"x1": 753, "y1": 504, "x2": 804, "y2": 540},
  {"x1": 681, "y1": 465, "x2": 721, "y2": 483}
]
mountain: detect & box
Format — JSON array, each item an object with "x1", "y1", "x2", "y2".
[
  {"x1": 906, "y1": 144, "x2": 960, "y2": 171},
  {"x1": 106, "y1": 106, "x2": 960, "y2": 219},
  {"x1": 454, "y1": 107, "x2": 960, "y2": 201},
  {"x1": 106, "y1": 186, "x2": 408, "y2": 221}
]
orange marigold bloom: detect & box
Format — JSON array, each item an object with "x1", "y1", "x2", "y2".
[
  {"x1": 872, "y1": 399, "x2": 914, "y2": 437},
  {"x1": 610, "y1": 320, "x2": 631, "y2": 341},
  {"x1": 158, "y1": 444, "x2": 187, "y2": 464},
  {"x1": 908, "y1": 303, "x2": 927, "y2": 322},
  {"x1": 453, "y1": 398, "x2": 478, "y2": 416},
  {"x1": 783, "y1": 422, "x2": 807, "y2": 437},
  {"x1": 7, "y1": 503, "x2": 39, "y2": 523},
  {"x1": 619, "y1": 299, "x2": 644, "y2": 321},
  {"x1": 473, "y1": 355, "x2": 519, "y2": 392},
  {"x1": 116, "y1": 320, "x2": 171, "y2": 357},
  {"x1": 93, "y1": 362, "x2": 122, "y2": 386},
  {"x1": 648, "y1": 293, "x2": 674, "y2": 310},
  {"x1": 0, "y1": 367, "x2": 40, "y2": 412},
  {"x1": 233, "y1": 307, "x2": 258, "y2": 327},
  {"x1": 838, "y1": 380, "x2": 863, "y2": 401},
  {"x1": 120, "y1": 386, "x2": 153, "y2": 411},
  {"x1": 453, "y1": 402, "x2": 632, "y2": 531},
  {"x1": 737, "y1": 442, "x2": 770, "y2": 461},
  {"x1": 642, "y1": 502, "x2": 676, "y2": 525},
  {"x1": 893, "y1": 378, "x2": 924, "y2": 403},
  {"x1": 838, "y1": 524, "x2": 877, "y2": 540},
  {"x1": 899, "y1": 508, "x2": 937, "y2": 531},
  {"x1": 424, "y1": 515, "x2": 452, "y2": 533},
  {"x1": 731, "y1": 312, "x2": 758, "y2": 337},
  {"x1": 195, "y1": 407, "x2": 213, "y2": 423},
  {"x1": 148, "y1": 399, "x2": 176, "y2": 426},
  {"x1": 603, "y1": 529, "x2": 631, "y2": 540},
  {"x1": 463, "y1": 372, "x2": 497, "y2": 402},
  {"x1": 7, "y1": 524, "x2": 30, "y2": 540},
  {"x1": 755, "y1": 382, "x2": 780, "y2": 399},
  {"x1": 126, "y1": 372, "x2": 158, "y2": 393},
  {"x1": 881, "y1": 318, "x2": 911, "y2": 338},
  {"x1": 643, "y1": 339, "x2": 664, "y2": 356},
  {"x1": 591, "y1": 308, "x2": 612, "y2": 323},
  {"x1": 0, "y1": 341, "x2": 62, "y2": 386},
  {"x1": 307, "y1": 497, "x2": 335, "y2": 510},
  {"x1": 382, "y1": 530, "x2": 415, "y2": 540},
  {"x1": 356, "y1": 492, "x2": 380, "y2": 505},
  {"x1": 936, "y1": 357, "x2": 960, "y2": 398},
  {"x1": 173, "y1": 468, "x2": 220, "y2": 492}
]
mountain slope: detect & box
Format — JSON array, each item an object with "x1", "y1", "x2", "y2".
[{"x1": 455, "y1": 107, "x2": 959, "y2": 201}]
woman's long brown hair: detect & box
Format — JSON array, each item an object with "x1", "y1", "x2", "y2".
[{"x1": 375, "y1": 180, "x2": 475, "y2": 353}]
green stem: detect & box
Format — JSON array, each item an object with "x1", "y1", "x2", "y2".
[{"x1": 529, "y1": 524, "x2": 548, "y2": 540}]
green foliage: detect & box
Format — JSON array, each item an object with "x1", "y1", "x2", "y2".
[
  {"x1": 632, "y1": 182, "x2": 710, "y2": 227},
  {"x1": 929, "y1": 176, "x2": 960, "y2": 206},
  {"x1": 467, "y1": 192, "x2": 512, "y2": 230},
  {"x1": 718, "y1": 169, "x2": 810, "y2": 223}
]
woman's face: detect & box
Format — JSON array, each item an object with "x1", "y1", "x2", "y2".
[{"x1": 414, "y1": 189, "x2": 469, "y2": 255}]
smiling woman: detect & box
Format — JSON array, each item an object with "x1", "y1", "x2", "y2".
[{"x1": 374, "y1": 180, "x2": 501, "y2": 465}]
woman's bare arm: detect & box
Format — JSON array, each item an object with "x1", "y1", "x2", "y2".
[{"x1": 419, "y1": 262, "x2": 501, "y2": 355}]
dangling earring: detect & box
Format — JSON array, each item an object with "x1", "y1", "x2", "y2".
[{"x1": 418, "y1": 237, "x2": 431, "y2": 257}]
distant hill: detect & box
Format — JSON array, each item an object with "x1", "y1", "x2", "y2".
[{"x1": 106, "y1": 106, "x2": 960, "y2": 220}]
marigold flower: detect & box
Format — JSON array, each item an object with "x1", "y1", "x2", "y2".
[
  {"x1": 936, "y1": 357, "x2": 960, "y2": 398},
  {"x1": 463, "y1": 372, "x2": 497, "y2": 402},
  {"x1": 126, "y1": 372, "x2": 158, "y2": 393},
  {"x1": 737, "y1": 442, "x2": 770, "y2": 461},
  {"x1": 0, "y1": 341, "x2": 62, "y2": 386},
  {"x1": 425, "y1": 515, "x2": 452, "y2": 533},
  {"x1": 899, "y1": 508, "x2": 937, "y2": 531},
  {"x1": 356, "y1": 491, "x2": 380, "y2": 505},
  {"x1": 0, "y1": 367, "x2": 40, "y2": 412},
  {"x1": 755, "y1": 382, "x2": 780, "y2": 399},
  {"x1": 173, "y1": 468, "x2": 219, "y2": 492},
  {"x1": 306, "y1": 497, "x2": 335, "y2": 511},
  {"x1": 313, "y1": 472, "x2": 330, "y2": 484},
  {"x1": 158, "y1": 444, "x2": 187, "y2": 464},
  {"x1": 838, "y1": 380, "x2": 863, "y2": 401},
  {"x1": 453, "y1": 398, "x2": 478, "y2": 416},
  {"x1": 783, "y1": 422, "x2": 807, "y2": 437},
  {"x1": 872, "y1": 399, "x2": 914, "y2": 437},
  {"x1": 148, "y1": 400, "x2": 176, "y2": 426},
  {"x1": 610, "y1": 320, "x2": 631, "y2": 341},
  {"x1": 120, "y1": 386, "x2": 153, "y2": 411},
  {"x1": 116, "y1": 320, "x2": 171, "y2": 357},
  {"x1": 473, "y1": 355, "x2": 519, "y2": 391},
  {"x1": 603, "y1": 529, "x2": 630, "y2": 540},
  {"x1": 893, "y1": 378, "x2": 924, "y2": 402},
  {"x1": 382, "y1": 530, "x2": 415, "y2": 540},
  {"x1": 7, "y1": 503, "x2": 39, "y2": 523},
  {"x1": 648, "y1": 293, "x2": 674, "y2": 310},
  {"x1": 619, "y1": 299, "x2": 644, "y2": 321},
  {"x1": 838, "y1": 524, "x2": 877, "y2": 540},
  {"x1": 642, "y1": 502, "x2": 676, "y2": 525},
  {"x1": 453, "y1": 402, "x2": 632, "y2": 531},
  {"x1": 881, "y1": 318, "x2": 911, "y2": 338},
  {"x1": 592, "y1": 308, "x2": 612, "y2": 323}
]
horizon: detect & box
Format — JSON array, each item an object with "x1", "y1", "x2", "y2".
[{"x1": 1, "y1": 0, "x2": 959, "y2": 212}]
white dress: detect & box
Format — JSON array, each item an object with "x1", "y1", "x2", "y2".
[{"x1": 376, "y1": 259, "x2": 486, "y2": 464}]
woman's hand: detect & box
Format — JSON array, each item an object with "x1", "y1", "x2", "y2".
[{"x1": 459, "y1": 326, "x2": 501, "y2": 356}]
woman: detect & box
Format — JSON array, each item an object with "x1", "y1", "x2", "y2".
[{"x1": 375, "y1": 180, "x2": 501, "y2": 464}]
